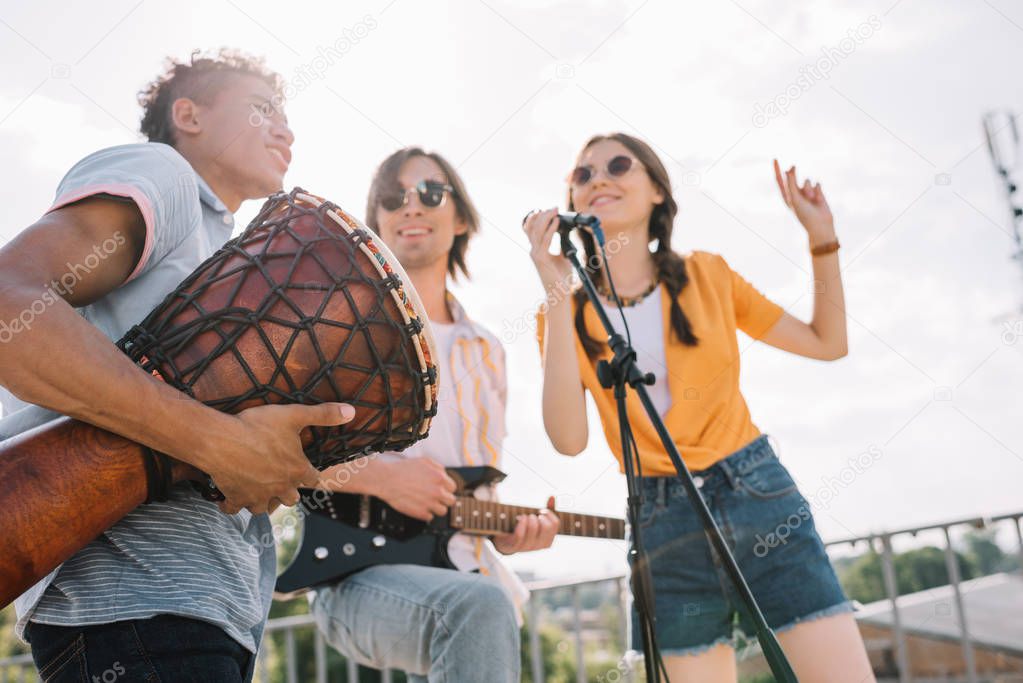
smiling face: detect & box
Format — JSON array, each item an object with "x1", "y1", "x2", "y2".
[
  {"x1": 373, "y1": 155, "x2": 466, "y2": 274},
  {"x1": 192, "y1": 73, "x2": 294, "y2": 203},
  {"x1": 569, "y1": 139, "x2": 664, "y2": 236}
]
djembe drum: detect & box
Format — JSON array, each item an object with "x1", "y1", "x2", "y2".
[{"x1": 0, "y1": 188, "x2": 438, "y2": 607}]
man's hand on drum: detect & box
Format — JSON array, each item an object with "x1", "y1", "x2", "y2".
[
  {"x1": 203, "y1": 402, "x2": 356, "y2": 515},
  {"x1": 493, "y1": 496, "x2": 559, "y2": 555}
]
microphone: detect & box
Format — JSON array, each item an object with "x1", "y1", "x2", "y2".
[
  {"x1": 522, "y1": 210, "x2": 605, "y2": 247},
  {"x1": 557, "y1": 212, "x2": 605, "y2": 247}
]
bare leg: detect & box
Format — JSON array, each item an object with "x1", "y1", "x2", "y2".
[
  {"x1": 661, "y1": 642, "x2": 737, "y2": 683},
  {"x1": 777, "y1": 613, "x2": 875, "y2": 683}
]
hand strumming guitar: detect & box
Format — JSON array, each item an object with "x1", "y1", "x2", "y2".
[{"x1": 318, "y1": 456, "x2": 456, "y2": 522}]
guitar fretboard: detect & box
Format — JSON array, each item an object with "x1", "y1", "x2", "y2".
[{"x1": 449, "y1": 497, "x2": 625, "y2": 539}]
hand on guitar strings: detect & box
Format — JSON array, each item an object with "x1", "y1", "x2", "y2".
[{"x1": 317, "y1": 456, "x2": 457, "y2": 522}]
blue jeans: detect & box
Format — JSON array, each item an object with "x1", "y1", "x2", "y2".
[
  {"x1": 26, "y1": 615, "x2": 251, "y2": 682},
  {"x1": 632, "y1": 434, "x2": 852, "y2": 655},
  {"x1": 311, "y1": 564, "x2": 520, "y2": 683}
]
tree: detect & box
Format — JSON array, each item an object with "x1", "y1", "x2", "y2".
[
  {"x1": 963, "y1": 529, "x2": 1010, "y2": 576},
  {"x1": 521, "y1": 621, "x2": 577, "y2": 683},
  {"x1": 838, "y1": 546, "x2": 976, "y2": 605}
]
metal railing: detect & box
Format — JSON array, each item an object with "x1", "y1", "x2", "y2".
[
  {"x1": 823, "y1": 510, "x2": 1023, "y2": 683},
  {"x1": 251, "y1": 573, "x2": 632, "y2": 683},
  {"x1": 3, "y1": 510, "x2": 1020, "y2": 683},
  {"x1": 0, "y1": 654, "x2": 32, "y2": 683}
]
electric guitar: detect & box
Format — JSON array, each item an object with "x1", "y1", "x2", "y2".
[{"x1": 275, "y1": 466, "x2": 626, "y2": 596}]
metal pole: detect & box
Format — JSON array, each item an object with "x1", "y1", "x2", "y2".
[
  {"x1": 1014, "y1": 516, "x2": 1023, "y2": 573},
  {"x1": 529, "y1": 593, "x2": 544, "y2": 683},
  {"x1": 879, "y1": 534, "x2": 911, "y2": 682},
  {"x1": 572, "y1": 585, "x2": 585, "y2": 683},
  {"x1": 943, "y1": 526, "x2": 978, "y2": 683},
  {"x1": 257, "y1": 646, "x2": 269, "y2": 683},
  {"x1": 285, "y1": 627, "x2": 297, "y2": 683},
  {"x1": 346, "y1": 657, "x2": 358, "y2": 682},
  {"x1": 616, "y1": 575, "x2": 629, "y2": 652},
  {"x1": 315, "y1": 631, "x2": 327, "y2": 683},
  {"x1": 619, "y1": 576, "x2": 634, "y2": 683}
]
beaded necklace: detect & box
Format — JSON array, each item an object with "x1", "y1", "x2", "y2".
[{"x1": 597, "y1": 279, "x2": 659, "y2": 308}]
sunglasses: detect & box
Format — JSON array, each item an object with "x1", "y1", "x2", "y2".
[
  {"x1": 379, "y1": 180, "x2": 454, "y2": 212},
  {"x1": 570, "y1": 155, "x2": 638, "y2": 187}
]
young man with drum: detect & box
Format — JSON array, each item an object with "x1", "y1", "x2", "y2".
[
  {"x1": 0, "y1": 50, "x2": 354, "y2": 681},
  {"x1": 311, "y1": 147, "x2": 558, "y2": 683}
]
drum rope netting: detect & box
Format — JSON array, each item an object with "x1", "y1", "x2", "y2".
[{"x1": 117, "y1": 188, "x2": 438, "y2": 502}]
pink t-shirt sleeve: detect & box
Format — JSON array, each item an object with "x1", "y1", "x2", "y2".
[{"x1": 46, "y1": 143, "x2": 201, "y2": 282}]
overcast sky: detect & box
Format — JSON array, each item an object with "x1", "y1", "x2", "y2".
[{"x1": 2, "y1": 0, "x2": 1023, "y2": 579}]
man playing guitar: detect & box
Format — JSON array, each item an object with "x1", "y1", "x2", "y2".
[{"x1": 312, "y1": 147, "x2": 559, "y2": 682}]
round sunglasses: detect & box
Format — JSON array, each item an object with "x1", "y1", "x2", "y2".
[
  {"x1": 379, "y1": 180, "x2": 454, "y2": 212},
  {"x1": 570, "y1": 154, "x2": 638, "y2": 187}
]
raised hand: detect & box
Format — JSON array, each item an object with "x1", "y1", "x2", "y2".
[{"x1": 773, "y1": 159, "x2": 835, "y2": 246}]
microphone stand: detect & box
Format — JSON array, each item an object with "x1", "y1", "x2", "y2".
[{"x1": 557, "y1": 229, "x2": 797, "y2": 682}]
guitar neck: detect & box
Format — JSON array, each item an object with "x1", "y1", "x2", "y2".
[{"x1": 449, "y1": 497, "x2": 625, "y2": 540}]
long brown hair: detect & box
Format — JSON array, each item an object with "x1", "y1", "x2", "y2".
[
  {"x1": 365, "y1": 147, "x2": 480, "y2": 280},
  {"x1": 569, "y1": 133, "x2": 698, "y2": 358}
]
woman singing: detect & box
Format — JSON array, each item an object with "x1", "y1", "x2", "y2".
[{"x1": 524, "y1": 132, "x2": 873, "y2": 682}]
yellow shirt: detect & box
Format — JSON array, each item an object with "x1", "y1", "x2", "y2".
[{"x1": 537, "y1": 250, "x2": 784, "y2": 475}]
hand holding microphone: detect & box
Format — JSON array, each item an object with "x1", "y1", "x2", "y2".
[
  {"x1": 522, "y1": 209, "x2": 605, "y2": 245},
  {"x1": 522, "y1": 208, "x2": 572, "y2": 288},
  {"x1": 523, "y1": 207, "x2": 605, "y2": 289}
]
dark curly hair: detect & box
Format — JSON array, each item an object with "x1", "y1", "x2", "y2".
[
  {"x1": 569, "y1": 133, "x2": 699, "y2": 358},
  {"x1": 138, "y1": 49, "x2": 284, "y2": 147}
]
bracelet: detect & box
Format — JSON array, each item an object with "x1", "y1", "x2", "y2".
[{"x1": 811, "y1": 239, "x2": 840, "y2": 256}]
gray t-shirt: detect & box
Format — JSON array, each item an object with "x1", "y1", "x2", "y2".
[{"x1": 2, "y1": 142, "x2": 276, "y2": 655}]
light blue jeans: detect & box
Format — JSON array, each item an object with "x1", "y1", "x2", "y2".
[{"x1": 310, "y1": 565, "x2": 520, "y2": 683}]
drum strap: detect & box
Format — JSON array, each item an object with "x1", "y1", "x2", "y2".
[{"x1": 141, "y1": 446, "x2": 174, "y2": 503}]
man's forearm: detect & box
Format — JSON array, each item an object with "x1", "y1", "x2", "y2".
[
  {"x1": 0, "y1": 282, "x2": 232, "y2": 471},
  {"x1": 316, "y1": 457, "x2": 390, "y2": 496}
]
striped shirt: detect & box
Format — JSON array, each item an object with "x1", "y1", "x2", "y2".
[
  {"x1": 370, "y1": 294, "x2": 530, "y2": 617},
  {"x1": 1, "y1": 143, "x2": 276, "y2": 654}
]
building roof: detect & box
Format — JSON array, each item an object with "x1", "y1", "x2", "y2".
[{"x1": 856, "y1": 572, "x2": 1023, "y2": 656}]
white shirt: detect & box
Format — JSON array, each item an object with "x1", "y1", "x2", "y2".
[
  {"x1": 375, "y1": 296, "x2": 529, "y2": 620},
  {"x1": 605, "y1": 285, "x2": 673, "y2": 417}
]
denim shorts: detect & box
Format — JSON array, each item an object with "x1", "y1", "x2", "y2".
[{"x1": 630, "y1": 434, "x2": 852, "y2": 656}]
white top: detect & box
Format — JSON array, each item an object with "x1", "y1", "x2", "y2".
[
  {"x1": 414, "y1": 321, "x2": 462, "y2": 463},
  {"x1": 605, "y1": 285, "x2": 672, "y2": 417},
  {"x1": 374, "y1": 296, "x2": 529, "y2": 621}
]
